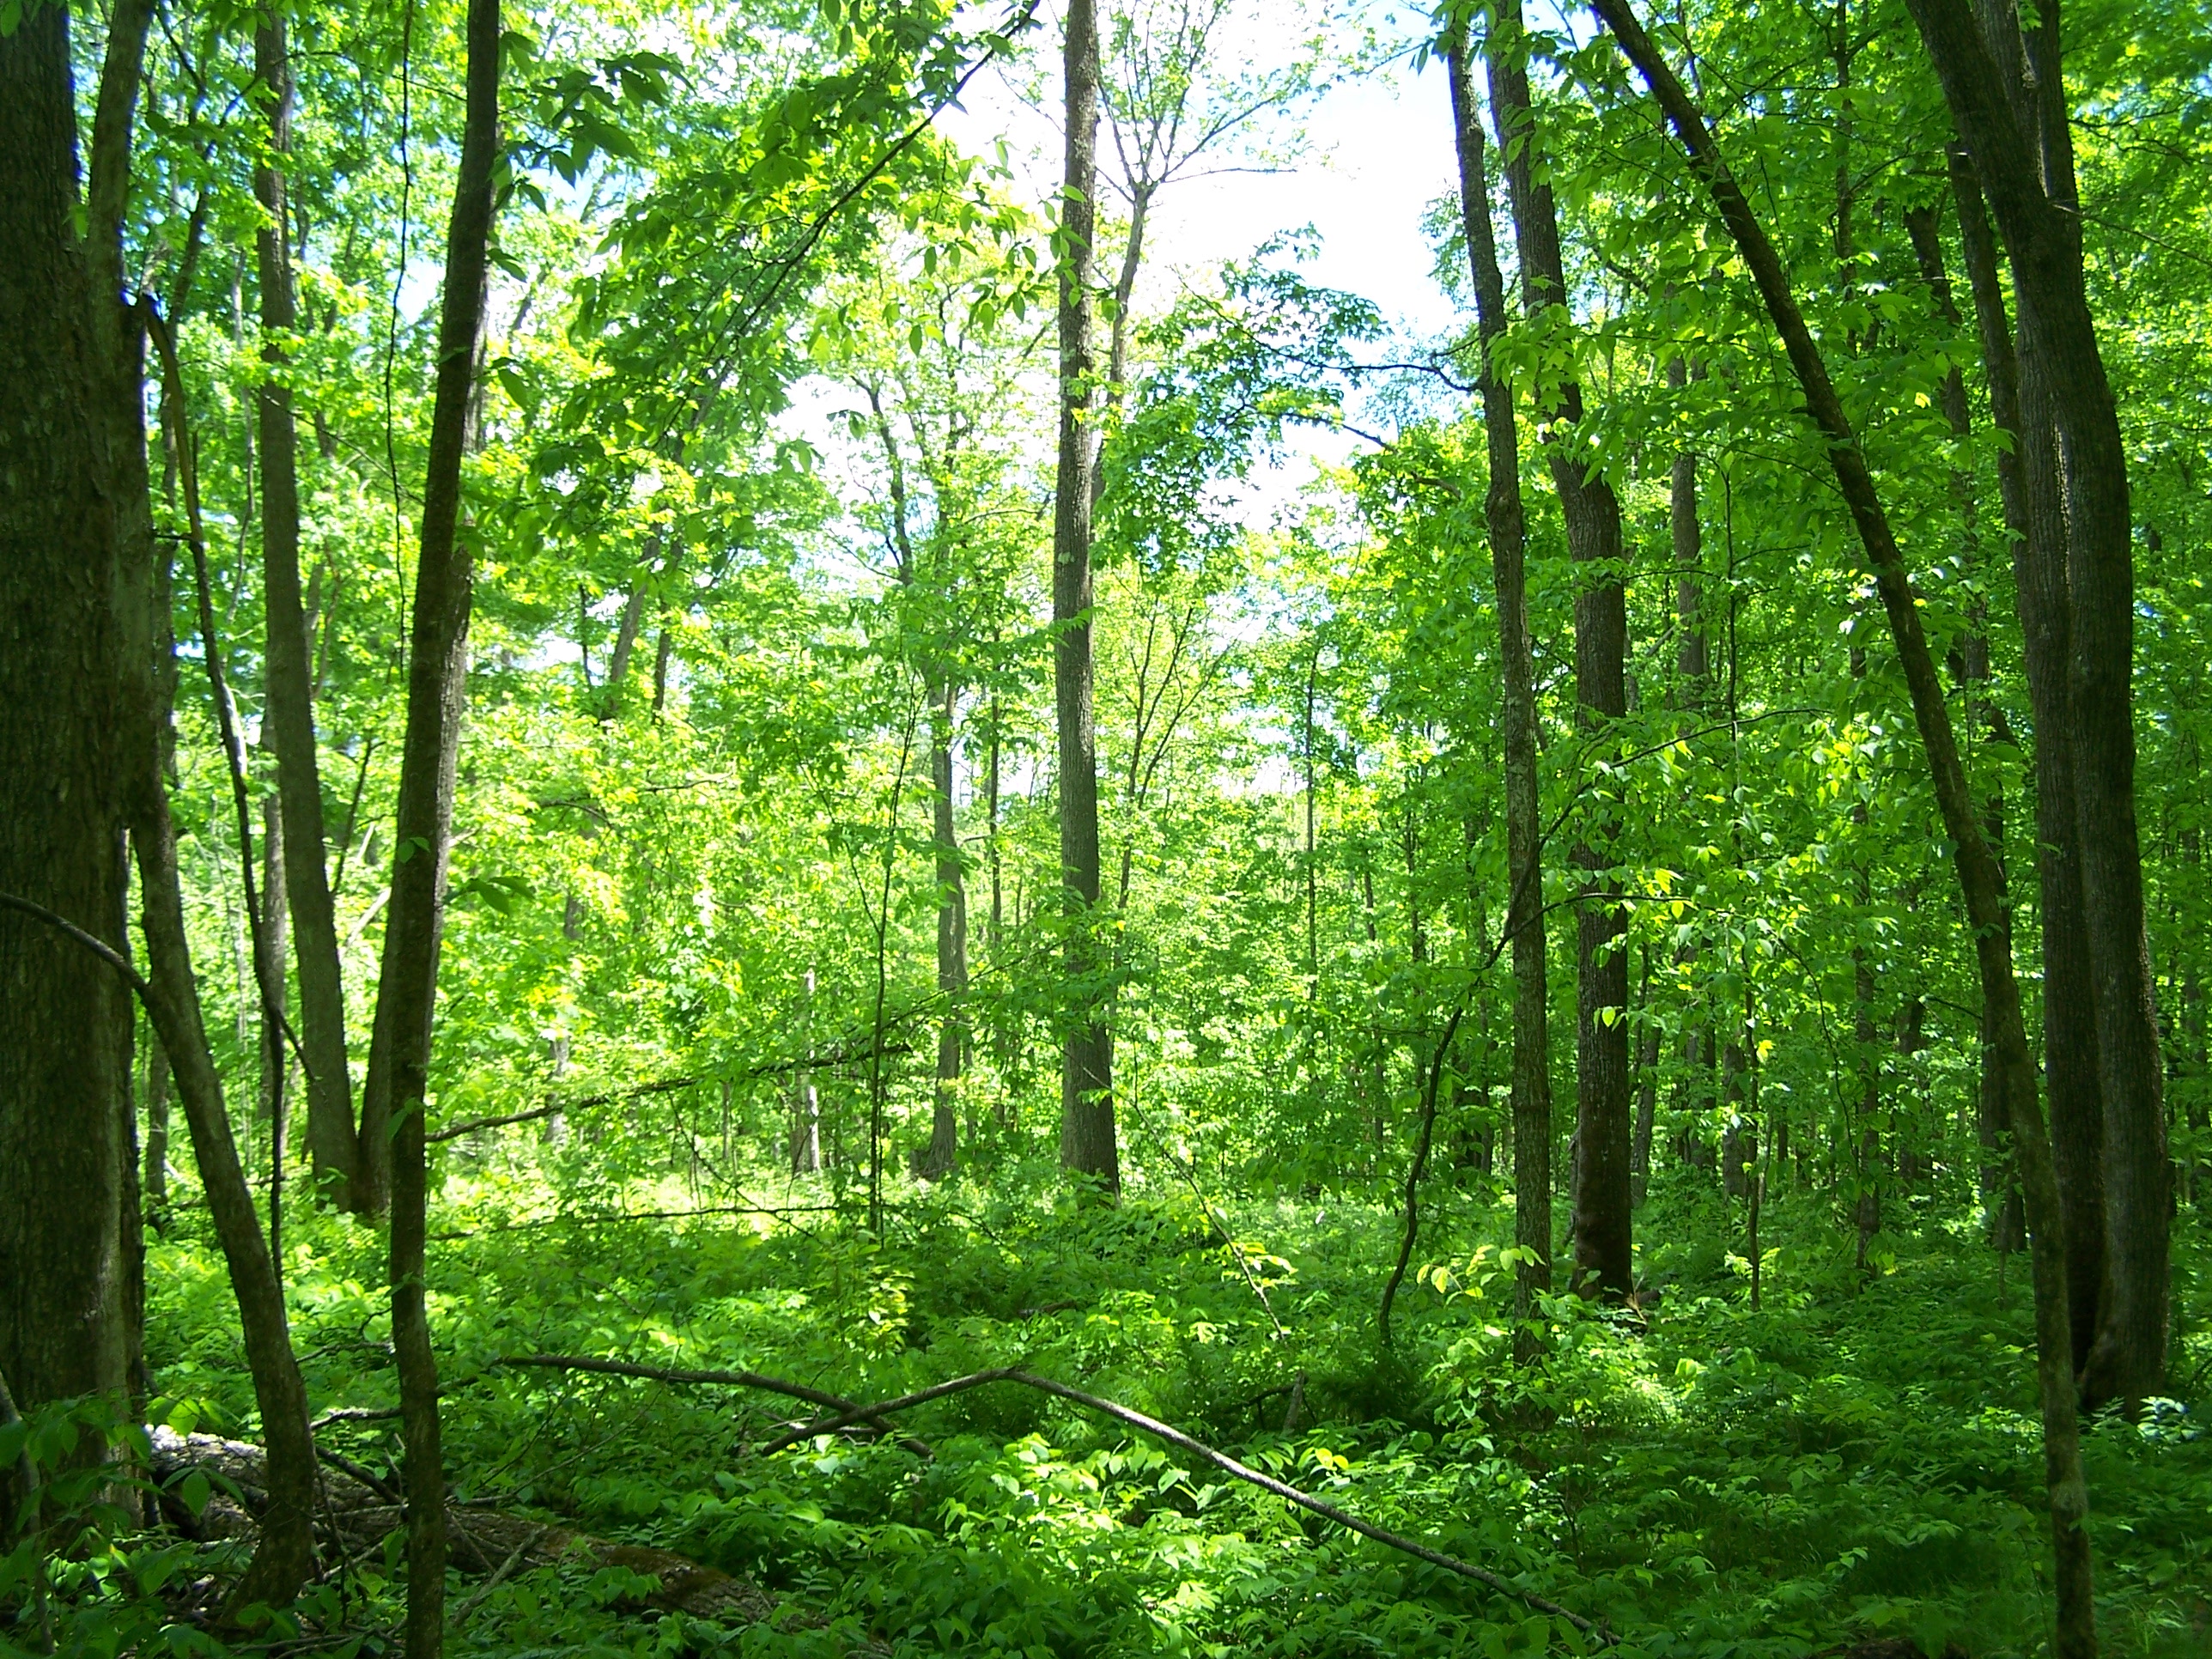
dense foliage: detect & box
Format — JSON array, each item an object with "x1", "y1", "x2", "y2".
[{"x1": 3, "y1": 0, "x2": 2210, "y2": 1653}]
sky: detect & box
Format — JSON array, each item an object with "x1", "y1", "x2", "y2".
[{"x1": 936, "y1": 3, "x2": 1465, "y2": 343}]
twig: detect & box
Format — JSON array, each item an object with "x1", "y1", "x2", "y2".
[
  {"x1": 754, "y1": 1368, "x2": 1611, "y2": 1640},
  {"x1": 495, "y1": 1355, "x2": 931, "y2": 1456},
  {"x1": 452, "y1": 1524, "x2": 549, "y2": 1627},
  {"x1": 1378, "y1": 1005, "x2": 1469, "y2": 1351},
  {"x1": 315, "y1": 1444, "x2": 399, "y2": 1505}
]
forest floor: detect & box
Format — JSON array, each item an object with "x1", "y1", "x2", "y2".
[{"x1": 105, "y1": 1159, "x2": 2212, "y2": 1657}]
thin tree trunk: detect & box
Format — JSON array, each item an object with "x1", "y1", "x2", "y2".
[
  {"x1": 144, "y1": 1035, "x2": 171, "y2": 1230},
  {"x1": 255, "y1": 14, "x2": 357, "y2": 1212},
  {"x1": 1485, "y1": 0, "x2": 1631, "y2": 1300},
  {"x1": 258, "y1": 791, "x2": 289, "y2": 1267},
  {"x1": 1631, "y1": 948, "x2": 1659, "y2": 1206},
  {"x1": 133, "y1": 805, "x2": 320, "y2": 1611},
  {"x1": 791, "y1": 968, "x2": 820, "y2": 1174},
  {"x1": 360, "y1": 2, "x2": 500, "y2": 1648},
  {"x1": 1590, "y1": 8, "x2": 2094, "y2": 1651},
  {"x1": 1669, "y1": 352, "x2": 1708, "y2": 1193},
  {"x1": 1055, "y1": 0, "x2": 1116, "y2": 1191},
  {"x1": 652, "y1": 621, "x2": 673, "y2": 714},
  {"x1": 919, "y1": 678, "x2": 967, "y2": 1178},
  {"x1": 141, "y1": 301, "x2": 325, "y2": 1612},
  {"x1": 258, "y1": 793, "x2": 289, "y2": 1124},
  {"x1": 1445, "y1": 29, "x2": 1552, "y2": 1336},
  {"x1": 1906, "y1": 196, "x2": 2022, "y2": 1254},
  {"x1": 1948, "y1": 137, "x2": 2105, "y2": 1362}
]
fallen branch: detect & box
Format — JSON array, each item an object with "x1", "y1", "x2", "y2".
[
  {"x1": 427, "y1": 1040, "x2": 915, "y2": 1143},
  {"x1": 496, "y1": 1355, "x2": 932, "y2": 1457},
  {"x1": 757, "y1": 1368, "x2": 1611, "y2": 1641},
  {"x1": 430, "y1": 1201, "x2": 838, "y2": 1240}
]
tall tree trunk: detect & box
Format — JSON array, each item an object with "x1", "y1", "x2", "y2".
[
  {"x1": 1484, "y1": 0, "x2": 1632, "y2": 1300},
  {"x1": 0, "y1": 0, "x2": 136, "y2": 1482},
  {"x1": 255, "y1": 14, "x2": 357, "y2": 1212},
  {"x1": 1590, "y1": 8, "x2": 2094, "y2": 1651},
  {"x1": 791, "y1": 967, "x2": 820, "y2": 1174},
  {"x1": 1445, "y1": 28, "x2": 1552, "y2": 1334},
  {"x1": 1948, "y1": 137, "x2": 2106, "y2": 1359},
  {"x1": 133, "y1": 809, "x2": 321, "y2": 1611},
  {"x1": 361, "y1": 1, "x2": 500, "y2": 1647},
  {"x1": 144, "y1": 1035, "x2": 172, "y2": 1230},
  {"x1": 1055, "y1": 0, "x2": 1116, "y2": 1190},
  {"x1": 258, "y1": 793, "x2": 289, "y2": 1125},
  {"x1": 919, "y1": 678, "x2": 967, "y2": 1178},
  {"x1": 1910, "y1": 0, "x2": 2166, "y2": 1411},
  {"x1": 1905, "y1": 196, "x2": 2022, "y2": 1254},
  {"x1": 1631, "y1": 948, "x2": 1659, "y2": 1206},
  {"x1": 143, "y1": 297, "x2": 327, "y2": 1612},
  {"x1": 257, "y1": 791, "x2": 289, "y2": 1267}
]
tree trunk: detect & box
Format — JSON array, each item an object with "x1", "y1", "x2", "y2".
[
  {"x1": 919, "y1": 679, "x2": 967, "y2": 1178},
  {"x1": 258, "y1": 793, "x2": 289, "y2": 1126},
  {"x1": 1669, "y1": 352, "x2": 1708, "y2": 1195},
  {"x1": 145, "y1": 1035, "x2": 172, "y2": 1229},
  {"x1": 144, "y1": 291, "x2": 327, "y2": 1613},
  {"x1": 255, "y1": 14, "x2": 357, "y2": 1212},
  {"x1": 1911, "y1": 0, "x2": 2166, "y2": 1410},
  {"x1": 0, "y1": 0, "x2": 136, "y2": 1472},
  {"x1": 1906, "y1": 195, "x2": 2022, "y2": 1254},
  {"x1": 1445, "y1": 28, "x2": 1552, "y2": 1333},
  {"x1": 132, "y1": 804, "x2": 321, "y2": 1612},
  {"x1": 1947, "y1": 137, "x2": 2106, "y2": 1362},
  {"x1": 361, "y1": 1, "x2": 500, "y2": 1648},
  {"x1": 1631, "y1": 949, "x2": 1659, "y2": 1206},
  {"x1": 1590, "y1": 7, "x2": 2095, "y2": 1651},
  {"x1": 1055, "y1": 0, "x2": 1116, "y2": 1191},
  {"x1": 1485, "y1": 0, "x2": 1632, "y2": 1300}
]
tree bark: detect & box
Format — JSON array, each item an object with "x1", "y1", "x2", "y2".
[
  {"x1": 1911, "y1": 0, "x2": 2165, "y2": 1410},
  {"x1": 255, "y1": 14, "x2": 358, "y2": 1212},
  {"x1": 1445, "y1": 28, "x2": 1553, "y2": 1332},
  {"x1": 1948, "y1": 137, "x2": 2106, "y2": 1357},
  {"x1": 132, "y1": 808, "x2": 321, "y2": 1611},
  {"x1": 1589, "y1": 7, "x2": 2095, "y2": 1652},
  {"x1": 360, "y1": 0, "x2": 501, "y2": 1648},
  {"x1": 0, "y1": 0, "x2": 135, "y2": 1463},
  {"x1": 1055, "y1": 0, "x2": 1117, "y2": 1191},
  {"x1": 919, "y1": 678, "x2": 967, "y2": 1178},
  {"x1": 1484, "y1": 0, "x2": 1632, "y2": 1299}
]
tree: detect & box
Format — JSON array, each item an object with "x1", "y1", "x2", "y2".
[
  {"x1": 1588, "y1": 3, "x2": 2096, "y2": 1649},
  {"x1": 1056, "y1": 0, "x2": 1117, "y2": 1189},
  {"x1": 1443, "y1": 15, "x2": 1553, "y2": 1339},
  {"x1": 0, "y1": 0, "x2": 138, "y2": 1467},
  {"x1": 360, "y1": 0, "x2": 501, "y2": 1647},
  {"x1": 253, "y1": 11, "x2": 360, "y2": 1212},
  {"x1": 1483, "y1": 0, "x2": 1632, "y2": 1300},
  {"x1": 1906, "y1": 0, "x2": 2168, "y2": 1413}
]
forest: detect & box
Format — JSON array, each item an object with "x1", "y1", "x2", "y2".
[{"x1": 1, "y1": 0, "x2": 2209, "y2": 1652}]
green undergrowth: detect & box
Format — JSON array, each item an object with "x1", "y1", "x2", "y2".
[{"x1": 21, "y1": 1164, "x2": 2211, "y2": 1659}]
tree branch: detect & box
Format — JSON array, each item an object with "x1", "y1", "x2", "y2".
[{"x1": 753, "y1": 1368, "x2": 1611, "y2": 1639}]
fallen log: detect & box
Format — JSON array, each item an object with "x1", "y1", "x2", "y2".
[
  {"x1": 754, "y1": 1368, "x2": 1613, "y2": 1643},
  {"x1": 147, "y1": 1426, "x2": 775, "y2": 1624}
]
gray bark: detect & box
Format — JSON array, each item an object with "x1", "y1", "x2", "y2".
[{"x1": 1056, "y1": 0, "x2": 1117, "y2": 1190}]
